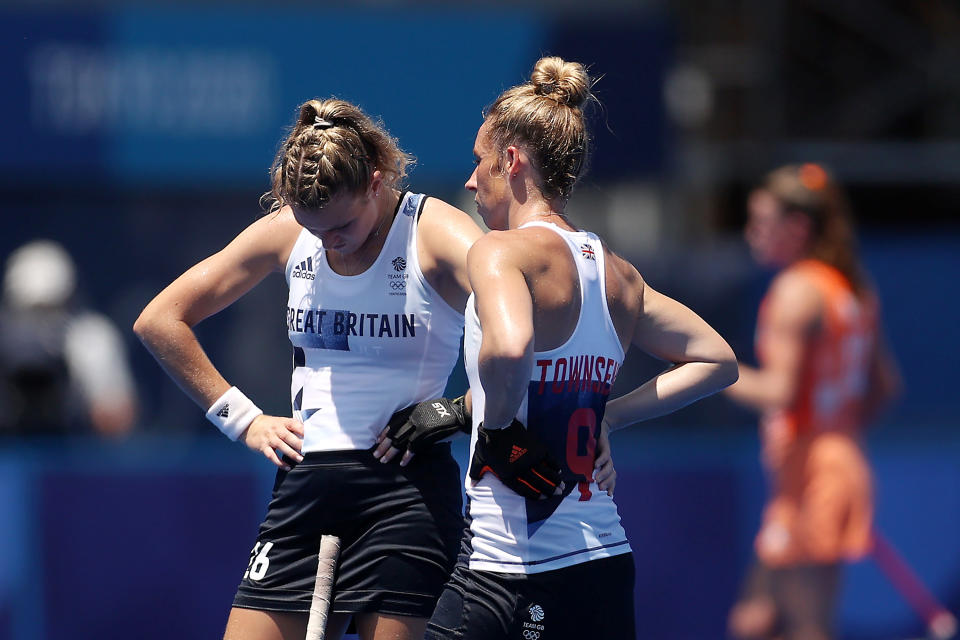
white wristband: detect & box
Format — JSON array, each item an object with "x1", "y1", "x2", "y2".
[{"x1": 205, "y1": 386, "x2": 263, "y2": 441}]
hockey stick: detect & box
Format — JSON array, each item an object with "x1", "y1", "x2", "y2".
[
  {"x1": 292, "y1": 404, "x2": 342, "y2": 640},
  {"x1": 871, "y1": 530, "x2": 957, "y2": 639},
  {"x1": 305, "y1": 534, "x2": 342, "y2": 640}
]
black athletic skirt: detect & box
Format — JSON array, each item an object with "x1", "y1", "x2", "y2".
[{"x1": 233, "y1": 443, "x2": 463, "y2": 618}]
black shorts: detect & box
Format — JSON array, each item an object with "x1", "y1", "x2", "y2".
[
  {"x1": 425, "y1": 553, "x2": 636, "y2": 640},
  {"x1": 233, "y1": 443, "x2": 463, "y2": 618}
]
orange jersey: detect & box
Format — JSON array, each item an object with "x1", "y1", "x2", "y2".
[
  {"x1": 757, "y1": 259, "x2": 877, "y2": 440},
  {"x1": 754, "y1": 259, "x2": 877, "y2": 566}
]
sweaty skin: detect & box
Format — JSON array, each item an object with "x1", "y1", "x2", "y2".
[
  {"x1": 134, "y1": 177, "x2": 480, "y2": 468},
  {"x1": 464, "y1": 122, "x2": 738, "y2": 439}
]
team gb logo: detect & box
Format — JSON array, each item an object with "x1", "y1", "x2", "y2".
[{"x1": 529, "y1": 604, "x2": 545, "y2": 622}]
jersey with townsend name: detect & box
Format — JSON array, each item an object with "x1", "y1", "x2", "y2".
[
  {"x1": 463, "y1": 221, "x2": 631, "y2": 574},
  {"x1": 285, "y1": 192, "x2": 464, "y2": 453}
]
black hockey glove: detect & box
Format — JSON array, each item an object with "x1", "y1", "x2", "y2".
[
  {"x1": 469, "y1": 420, "x2": 563, "y2": 500},
  {"x1": 383, "y1": 395, "x2": 471, "y2": 454}
]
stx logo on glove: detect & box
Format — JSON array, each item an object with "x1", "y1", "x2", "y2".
[
  {"x1": 432, "y1": 402, "x2": 452, "y2": 418},
  {"x1": 380, "y1": 396, "x2": 471, "y2": 458}
]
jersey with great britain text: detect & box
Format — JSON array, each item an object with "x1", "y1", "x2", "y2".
[
  {"x1": 463, "y1": 220, "x2": 631, "y2": 574},
  {"x1": 757, "y1": 259, "x2": 878, "y2": 447},
  {"x1": 285, "y1": 192, "x2": 464, "y2": 453}
]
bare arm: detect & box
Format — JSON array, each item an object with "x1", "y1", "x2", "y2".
[
  {"x1": 724, "y1": 271, "x2": 820, "y2": 413},
  {"x1": 369, "y1": 200, "x2": 482, "y2": 465},
  {"x1": 417, "y1": 198, "x2": 485, "y2": 313},
  {"x1": 603, "y1": 275, "x2": 739, "y2": 431},
  {"x1": 133, "y1": 208, "x2": 305, "y2": 466},
  {"x1": 467, "y1": 233, "x2": 534, "y2": 429},
  {"x1": 134, "y1": 210, "x2": 298, "y2": 406}
]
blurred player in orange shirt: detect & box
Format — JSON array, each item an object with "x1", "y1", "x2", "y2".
[{"x1": 726, "y1": 164, "x2": 901, "y2": 640}]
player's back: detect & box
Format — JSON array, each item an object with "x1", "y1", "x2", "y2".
[
  {"x1": 498, "y1": 222, "x2": 643, "y2": 355},
  {"x1": 463, "y1": 220, "x2": 634, "y2": 573}
]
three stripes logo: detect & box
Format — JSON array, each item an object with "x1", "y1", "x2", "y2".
[
  {"x1": 217, "y1": 404, "x2": 230, "y2": 418},
  {"x1": 292, "y1": 257, "x2": 316, "y2": 280},
  {"x1": 509, "y1": 445, "x2": 527, "y2": 463}
]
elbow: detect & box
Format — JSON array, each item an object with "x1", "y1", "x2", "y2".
[
  {"x1": 486, "y1": 342, "x2": 529, "y2": 367},
  {"x1": 713, "y1": 342, "x2": 740, "y2": 390},
  {"x1": 132, "y1": 311, "x2": 151, "y2": 343},
  {"x1": 133, "y1": 304, "x2": 165, "y2": 347},
  {"x1": 720, "y1": 347, "x2": 740, "y2": 387},
  {"x1": 718, "y1": 357, "x2": 739, "y2": 390},
  {"x1": 478, "y1": 335, "x2": 532, "y2": 379}
]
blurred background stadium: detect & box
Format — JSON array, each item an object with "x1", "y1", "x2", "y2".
[{"x1": 0, "y1": 1, "x2": 957, "y2": 638}]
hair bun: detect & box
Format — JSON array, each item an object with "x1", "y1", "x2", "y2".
[
  {"x1": 531, "y1": 56, "x2": 591, "y2": 108},
  {"x1": 297, "y1": 99, "x2": 325, "y2": 129}
]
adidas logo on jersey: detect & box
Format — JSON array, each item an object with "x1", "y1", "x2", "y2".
[
  {"x1": 292, "y1": 257, "x2": 316, "y2": 280},
  {"x1": 217, "y1": 404, "x2": 230, "y2": 418},
  {"x1": 509, "y1": 445, "x2": 527, "y2": 463}
]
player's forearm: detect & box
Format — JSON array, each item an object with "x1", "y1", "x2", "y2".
[
  {"x1": 723, "y1": 363, "x2": 793, "y2": 412},
  {"x1": 134, "y1": 313, "x2": 229, "y2": 409},
  {"x1": 605, "y1": 360, "x2": 738, "y2": 431},
  {"x1": 477, "y1": 339, "x2": 532, "y2": 430}
]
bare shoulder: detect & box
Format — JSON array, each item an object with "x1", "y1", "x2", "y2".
[
  {"x1": 418, "y1": 197, "x2": 483, "y2": 262},
  {"x1": 246, "y1": 206, "x2": 303, "y2": 251},
  {"x1": 466, "y1": 229, "x2": 513, "y2": 266},
  {"x1": 419, "y1": 197, "x2": 484, "y2": 241},
  {"x1": 769, "y1": 267, "x2": 821, "y2": 307},
  {"x1": 766, "y1": 266, "x2": 823, "y2": 327},
  {"x1": 226, "y1": 205, "x2": 303, "y2": 261},
  {"x1": 602, "y1": 242, "x2": 645, "y2": 306}
]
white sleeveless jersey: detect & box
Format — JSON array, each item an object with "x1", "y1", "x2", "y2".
[
  {"x1": 463, "y1": 221, "x2": 631, "y2": 573},
  {"x1": 285, "y1": 192, "x2": 464, "y2": 453}
]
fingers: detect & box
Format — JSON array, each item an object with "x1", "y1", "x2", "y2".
[
  {"x1": 372, "y1": 431, "x2": 406, "y2": 464},
  {"x1": 594, "y1": 450, "x2": 615, "y2": 496},
  {"x1": 399, "y1": 450, "x2": 415, "y2": 467},
  {"x1": 269, "y1": 420, "x2": 303, "y2": 463},
  {"x1": 595, "y1": 423, "x2": 615, "y2": 496},
  {"x1": 521, "y1": 461, "x2": 563, "y2": 500},
  {"x1": 379, "y1": 445, "x2": 402, "y2": 464},
  {"x1": 595, "y1": 465, "x2": 616, "y2": 497},
  {"x1": 506, "y1": 476, "x2": 541, "y2": 500},
  {"x1": 594, "y1": 446, "x2": 611, "y2": 468},
  {"x1": 261, "y1": 446, "x2": 288, "y2": 470},
  {"x1": 372, "y1": 437, "x2": 393, "y2": 461},
  {"x1": 289, "y1": 420, "x2": 305, "y2": 438},
  {"x1": 278, "y1": 425, "x2": 303, "y2": 454},
  {"x1": 245, "y1": 416, "x2": 305, "y2": 468},
  {"x1": 271, "y1": 435, "x2": 303, "y2": 465}
]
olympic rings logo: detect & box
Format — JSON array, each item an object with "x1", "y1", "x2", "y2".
[{"x1": 523, "y1": 631, "x2": 540, "y2": 640}]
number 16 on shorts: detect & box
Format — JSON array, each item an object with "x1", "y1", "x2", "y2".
[{"x1": 244, "y1": 541, "x2": 274, "y2": 581}]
